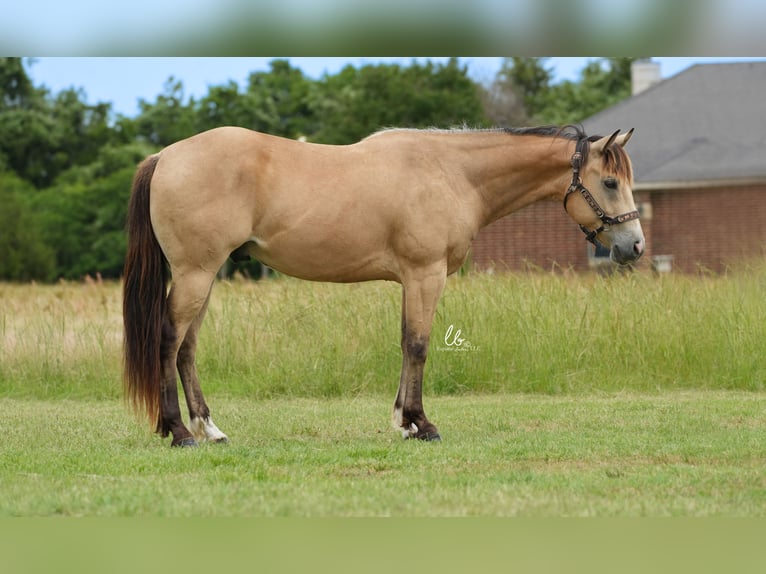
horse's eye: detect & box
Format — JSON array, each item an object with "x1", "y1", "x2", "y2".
[{"x1": 604, "y1": 178, "x2": 618, "y2": 190}]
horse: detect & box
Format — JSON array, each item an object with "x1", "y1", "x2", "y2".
[{"x1": 122, "y1": 125, "x2": 644, "y2": 447}]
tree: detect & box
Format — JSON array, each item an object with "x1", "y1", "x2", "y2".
[
  {"x1": 0, "y1": 172, "x2": 55, "y2": 281},
  {"x1": 492, "y1": 57, "x2": 636, "y2": 126},
  {"x1": 311, "y1": 58, "x2": 487, "y2": 144},
  {"x1": 0, "y1": 58, "x2": 58, "y2": 187},
  {"x1": 0, "y1": 57, "x2": 35, "y2": 108},
  {"x1": 195, "y1": 81, "x2": 266, "y2": 133},
  {"x1": 0, "y1": 58, "x2": 118, "y2": 188},
  {"x1": 246, "y1": 59, "x2": 317, "y2": 138},
  {"x1": 146, "y1": 61, "x2": 316, "y2": 142},
  {"x1": 541, "y1": 58, "x2": 635, "y2": 125},
  {"x1": 481, "y1": 63, "x2": 530, "y2": 127},
  {"x1": 495, "y1": 57, "x2": 554, "y2": 122},
  {"x1": 32, "y1": 142, "x2": 155, "y2": 279},
  {"x1": 135, "y1": 77, "x2": 195, "y2": 147},
  {"x1": 50, "y1": 88, "x2": 116, "y2": 169}
]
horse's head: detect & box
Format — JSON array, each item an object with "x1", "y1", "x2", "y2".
[{"x1": 563, "y1": 129, "x2": 645, "y2": 265}]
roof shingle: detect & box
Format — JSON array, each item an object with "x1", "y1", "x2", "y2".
[{"x1": 582, "y1": 62, "x2": 766, "y2": 184}]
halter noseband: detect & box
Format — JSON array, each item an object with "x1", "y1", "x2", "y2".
[{"x1": 563, "y1": 138, "x2": 640, "y2": 245}]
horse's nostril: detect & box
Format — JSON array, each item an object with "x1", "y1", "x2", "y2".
[{"x1": 634, "y1": 239, "x2": 645, "y2": 256}]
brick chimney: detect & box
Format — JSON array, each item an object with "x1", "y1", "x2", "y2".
[{"x1": 631, "y1": 58, "x2": 661, "y2": 95}]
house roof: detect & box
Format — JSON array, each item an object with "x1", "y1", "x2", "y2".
[{"x1": 581, "y1": 62, "x2": 766, "y2": 187}]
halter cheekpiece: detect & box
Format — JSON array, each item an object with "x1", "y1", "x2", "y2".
[{"x1": 563, "y1": 137, "x2": 640, "y2": 245}]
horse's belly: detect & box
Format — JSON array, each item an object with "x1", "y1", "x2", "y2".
[{"x1": 246, "y1": 234, "x2": 399, "y2": 283}]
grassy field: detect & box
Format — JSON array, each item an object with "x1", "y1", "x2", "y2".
[
  {"x1": 2, "y1": 392, "x2": 765, "y2": 517},
  {"x1": 1, "y1": 264, "x2": 765, "y2": 399},
  {"x1": 1, "y1": 266, "x2": 765, "y2": 516}
]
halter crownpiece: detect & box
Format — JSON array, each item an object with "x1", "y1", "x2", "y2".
[{"x1": 563, "y1": 137, "x2": 640, "y2": 245}]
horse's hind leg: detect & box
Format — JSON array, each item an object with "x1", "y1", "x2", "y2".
[
  {"x1": 160, "y1": 269, "x2": 217, "y2": 447},
  {"x1": 178, "y1": 287, "x2": 229, "y2": 444}
]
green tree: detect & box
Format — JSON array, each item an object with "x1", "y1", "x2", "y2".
[
  {"x1": 0, "y1": 58, "x2": 57, "y2": 187},
  {"x1": 0, "y1": 172, "x2": 55, "y2": 281},
  {"x1": 496, "y1": 57, "x2": 554, "y2": 121},
  {"x1": 481, "y1": 65, "x2": 529, "y2": 127},
  {"x1": 311, "y1": 58, "x2": 486, "y2": 144},
  {"x1": 32, "y1": 142, "x2": 154, "y2": 279},
  {"x1": 0, "y1": 58, "x2": 119, "y2": 188},
  {"x1": 195, "y1": 81, "x2": 264, "y2": 133},
  {"x1": 494, "y1": 57, "x2": 636, "y2": 126},
  {"x1": 50, "y1": 88, "x2": 116, "y2": 170},
  {"x1": 135, "y1": 77, "x2": 195, "y2": 147},
  {"x1": 542, "y1": 58, "x2": 635, "y2": 124},
  {"x1": 0, "y1": 56, "x2": 35, "y2": 107},
  {"x1": 246, "y1": 59, "x2": 317, "y2": 138}
]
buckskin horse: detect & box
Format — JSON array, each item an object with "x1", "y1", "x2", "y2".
[{"x1": 123, "y1": 125, "x2": 644, "y2": 447}]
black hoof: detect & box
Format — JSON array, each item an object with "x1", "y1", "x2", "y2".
[
  {"x1": 405, "y1": 430, "x2": 442, "y2": 442},
  {"x1": 173, "y1": 437, "x2": 199, "y2": 448}
]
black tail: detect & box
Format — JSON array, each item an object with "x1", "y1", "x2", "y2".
[{"x1": 122, "y1": 154, "x2": 167, "y2": 431}]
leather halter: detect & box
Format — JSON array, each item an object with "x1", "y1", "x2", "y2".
[{"x1": 563, "y1": 138, "x2": 640, "y2": 245}]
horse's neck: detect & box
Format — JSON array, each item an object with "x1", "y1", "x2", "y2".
[{"x1": 458, "y1": 133, "x2": 573, "y2": 228}]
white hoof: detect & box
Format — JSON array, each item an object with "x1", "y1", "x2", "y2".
[{"x1": 190, "y1": 416, "x2": 229, "y2": 443}]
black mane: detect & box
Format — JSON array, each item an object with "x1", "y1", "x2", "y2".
[
  {"x1": 501, "y1": 124, "x2": 588, "y2": 141},
  {"x1": 503, "y1": 124, "x2": 632, "y2": 180}
]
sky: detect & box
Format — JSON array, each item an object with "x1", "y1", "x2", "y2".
[
  {"x1": 6, "y1": 0, "x2": 766, "y2": 55},
  {"x1": 24, "y1": 56, "x2": 766, "y2": 119}
]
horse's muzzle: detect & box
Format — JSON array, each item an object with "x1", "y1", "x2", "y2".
[{"x1": 611, "y1": 237, "x2": 645, "y2": 265}]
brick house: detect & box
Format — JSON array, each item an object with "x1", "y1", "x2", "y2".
[{"x1": 471, "y1": 61, "x2": 766, "y2": 274}]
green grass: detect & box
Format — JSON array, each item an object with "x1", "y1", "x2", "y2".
[
  {"x1": 1, "y1": 267, "x2": 765, "y2": 516},
  {"x1": 1, "y1": 264, "x2": 765, "y2": 399},
  {"x1": 1, "y1": 392, "x2": 765, "y2": 516}
]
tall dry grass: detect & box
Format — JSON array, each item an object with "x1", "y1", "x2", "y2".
[{"x1": 1, "y1": 263, "x2": 764, "y2": 399}]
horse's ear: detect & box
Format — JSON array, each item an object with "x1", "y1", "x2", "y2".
[
  {"x1": 591, "y1": 130, "x2": 621, "y2": 155},
  {"x1": 615, "y1": 128, "x2": 634, "y2": 147}
]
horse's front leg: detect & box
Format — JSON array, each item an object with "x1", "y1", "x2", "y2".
[{"x1": 392, "y1": 265, "x2": 446, "y2": 441}]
